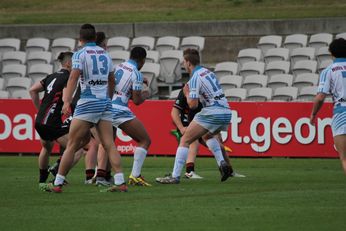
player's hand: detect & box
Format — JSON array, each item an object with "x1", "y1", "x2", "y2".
[
  {"x1": 62, "y1": 102, "x2": 72, "y2": 116},
  {"x1": 183, "y1": 84, "x2": 189, "y2": 96}
]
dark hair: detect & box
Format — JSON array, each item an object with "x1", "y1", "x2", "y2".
[
  {"x1": 79, "y1": 24, "x2": 96, "y2": 42},
  {"x1": 329, "y1": 38, "x2": 346, "y2": 58},
  {"x1": 130, "y1": 46, "x2": 147, "y2": 62},
  {"x1": 96, "y1": 31, "x2": 106, "y2": 46},
  {"x1": 183, "y1": 48, "x2": 200, "y2": 66},
  {"x1": 57, "y1": 51, "x2": 73, "y2": 64}
]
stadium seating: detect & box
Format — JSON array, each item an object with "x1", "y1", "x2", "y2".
[
  {"x1": 308, "y1": 33, "x2": 333, "y2": 51},
  {"x1": 257, "y1": 35, "x2": 282, "y2": 55},
  {"x1": 238, "y1": 61, "x2": 265, "y2": 77},
  {"x1": 290, "y1": 47, "x2": 315, "y2": 67},
  {"x1": 246, "y1": 87, "x2": 272, "y2": 101},
  {"x1": 219, "y1": 75, "x2": 243, "y2": 91},
  {"x1": 141, "y1": 62, "x2": 160, "y2": 96},
  {"x1": 263, "y1": 48, "x2": 289, "y2": 63},
  {"x1": 1, "y1": 64, "x2": 26, "y2": 82},
  {"x1": 156, "y1": 36, "x2": 180, "y2": 54},
  {"x1": 292, "y1": 73, "x2": 319, "y2": 92},
  {"x1": 318, "y1": 59, "x2": 333, "y2": 73},
  {"x1": 265, "y1": 60, "x2": 290, "y2": 77},
  {"x1": 292, "y1": 60, "x2": 317, "y2": 77},
  {"x1": 107, "y1": 36, "x2": 130, "y2": 51},
  {"x1": 27, "y1": 51, "x2": 52, "y2": 71},
  {"x1": 109, "y1": 50, "x2": 130, "y2": 67},
  {"x1": 28, "y1": 63, "x2": 53, "y2": 83},
  {"x1": 5, "y1": 77, "x2": 32, "y2": 96},
  {"x1": 237, "y1": 48, "x2": 262, "y2": 67},
  {"x1": 336, "y1": 32, "x2": 346, "y2": 40},
  {"x1": 283, "y1": 34, "x2": 308, "y2": 52},
  {"x1": 1, "y1": 51, "x2": 26, "y2": 66},
  {"x1": 0, "y1": 90, "x2": 9, "y2": 98},
  {"x1": 146, "y1": 50, "x2": 159, "y2": 63},
  {"x1": 51, "y1": 37, "x2": 76, "y2": 58},
  {"x1": 224, "y1": 88, "x2": 247, "y2": 102},
  {"x1": 168, "y1": 89, "x2": 181, "y2": 99},
  {"x1": 180, "y1": 36, "x2": 205, "y2": 51},
  {"x1": 315, "y1": 46, "x2": 332, "y2": 65},
  {"x1": 130, "y1": 36, "x2": 155, "y2": 50},
  {"x1": 241, "y1": 74, "x2": 268, "y2": 90},
  {"x1": 25, "y1": 37, "x2": 50, "y2": 55},
  {"x1": 272, "y1": 86, "x2": 298, "y2": 101},
  {"x1": 0, "y1": 78, "x2": 4, "y2": 90},
  {"x1": 10, "y1": 89, "x2": 31, "y2": 99},
  {"x1": 267, "y1": 74, "x2": 293, "y2": 91},
  {"x1": 158, "y1": 50, "x2": 183, "y2": 83},
  {"x1": 0, "y1": 38, "x2": 20, "y2": 55},
  {"x1": 296, "y1": 86, "x2": 318, "y2": 101},
  {"x1": 214, "y1": 61, "x2": 238, "y2": 79}
]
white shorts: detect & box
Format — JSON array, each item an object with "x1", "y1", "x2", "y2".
[
  {"x1": 73, "y1": 98, "x2": 113, "y2": 124},
  {"x1": 112, "y1": 106, "x2": 135, "y2": 127},
  {"x1": 332, "y1": 110, "x2": 346, "y2": 137},
  {"x1": 193, "y1": 106, "x2": 232, "y2": 133}
]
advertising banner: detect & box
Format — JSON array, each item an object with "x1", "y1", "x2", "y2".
[{"x1": 0, "y1": 99, "x2": 338, "y2": 157}]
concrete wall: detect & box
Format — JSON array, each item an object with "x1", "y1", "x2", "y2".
[{"x1": 1, "y1": 17, "x2": 346, "y2": 64}]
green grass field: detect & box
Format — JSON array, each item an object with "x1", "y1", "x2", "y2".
[
  {"x1": 0, "y1": 156, "x2": 345, "y2": 231},
  {"x1": 0, "y1": 0, "x2": 345, "y2": 24}
]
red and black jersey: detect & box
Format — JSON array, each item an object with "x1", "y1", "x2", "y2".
[
  {"x1": 35, "y1": 69, "x2": 70, "y2": 127},
  {"x1": 173, "y1": 89, "x2": 203, "y2": 127}
]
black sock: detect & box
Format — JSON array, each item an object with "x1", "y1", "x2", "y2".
[
  {"x1": 96, "y1": 169, "x2": 106, "y2": 178},
  {"x1": 105, "y1": 171, "x2": 112, "y2": 181},
  {"x1": 85, "y1": 169, "x2": 95, "y2": 180},
  {"x1": 186, "y1": 162, "x2": 195, "y2": 173},
  {"x1": 39, "y1": 169, "x2": 49, "y2": 183}
]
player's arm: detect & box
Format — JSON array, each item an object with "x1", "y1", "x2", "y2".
[
  {"x1": 108, "y1": 71, "x2": 115, "y2": 99},
  {"x1": 171, "y1": 107, "x2": 185, "y2": 133},
  {"x1": 184, "y1": 84, "x2": 199, "y2": 109},
  {"x1": 29, "y1": 81, "x2": 44, "y2": 111},
  {"x1": 132, "y1": 72, "x2": 148, "y2": 105},
  {"x1": 62, "y1": 69, "x2": 80, "y2": 116},
  {"x1": 310, "y1": 93, "x2": 326, "y2": 125}
]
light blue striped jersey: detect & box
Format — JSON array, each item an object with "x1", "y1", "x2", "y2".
[
  {"x1": 188, "y1": 66, "x2": 229, "y2": 108},
  {"x1": 112, "y1": 59, "x2": 143, "y2": 107},
  {"x1": 72, "y1": 42, "x2": 113, "y2": 100}
]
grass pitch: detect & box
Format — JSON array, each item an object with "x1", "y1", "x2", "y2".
[{"x1": 0, "y1": 156, "x2": 345, "y2": 231}]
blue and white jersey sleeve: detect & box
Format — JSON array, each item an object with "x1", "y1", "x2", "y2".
[
  {"x1": 318, "y1": 68, "x2": 331, "y2": 94},
  {"x1": 106, "y1": 53, "x2": 114, "y2": 74},
  {"x1": 131, "y1": 69, "x2": 143, "y2": 91},
  {"x1": 72, "y1": 50, "x2": 84, "y2": 70},
  {"x1": 188, "y1": 74, "x2": 200, "y2": 99}
]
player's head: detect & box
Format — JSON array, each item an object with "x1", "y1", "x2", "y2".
[
  {"x1": 96, "y1": 31, "x2": 107, "y2": 49},
  {"x1": 58, "y1": 51, "x2": 73, "y2": 70},
  {"x1": 79, "y1": 24, "x2": 96, "y2": 43},
  {"x1": 183, "y1": 48, "x2": 200, "y2": 74},
  {"x1": 130, "y1": 46, "x2": 147, "y2": 70},
  {"x1": 329, "y1": 38, "x2": 346, "y2": 58}
]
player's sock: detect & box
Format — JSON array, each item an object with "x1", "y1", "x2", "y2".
[
  {"x1": 105, "y1": 171, "x2": 112, "y2": 181},
  {"x1": 172, "y1": 146, "x2": 188, "y2": 178},
  {"x1": 85, "y1": 169, "x2": 95, "y2": 180},
  {"x1": 206, "y1": 138, "x2": 224, "y2": 166},
  {"x1": 39, "y1": 168, "x2": 49, "y2": 183},
  {"x1": 113, "y1": 172, "x2": 125, "y2": 185},
  {"x1": 186, "y1": 162, "x2": 195, "y2": 173},
  {"x1": 131, "y1": 147, "x2": 147, "y2": 178},
  {"x1": 96, "y1": 169, "x2": 107, "y2": 178},
  {"x1": 54, "y1": 174, "x2": 65, "y2": 186}
]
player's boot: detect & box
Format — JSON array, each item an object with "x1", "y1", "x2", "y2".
[
  {"x1": 219, "y1": 160, "x2": 231, "y2": 182},
  {"x1": 155, "y1": 175, "x2": 180, "y2": 184},
  {"x1": 100, "y1": 183, "x2": 128, "y2": 192},
  {"x1": 96, "y1": 177, "x2": 112, "y2": 187},
  {"x1": 44, "y1": 183, "x2": 63, "y2": 193},
  {"x1": 128, "y1": 175, "x2": 152, "y2": 186},
  {"x1": 184, "y1": 171, "x2": 203, "y2": 179}
]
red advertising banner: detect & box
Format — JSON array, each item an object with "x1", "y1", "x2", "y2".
[{"x1": 0, "y1": 99, "x2": 338, "y2": 158}]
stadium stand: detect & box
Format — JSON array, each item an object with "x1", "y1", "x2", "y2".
[
  {"x1": 241, "y1": 74, "x2": 268, "y2": 91},
  {"x1": 0, "y1": 78, "x2": 4, "y2": 90},
  {"x1": 290, "y1": 47, "x2": 315, "y2": 68},
  {"x1": 155, "y1": 36, "x2": 180, "y2": 55},
  {"x1": 296, "y1": 86, "x2": 318, "y2": 101},
  {"x1": 1, "y1": 64, "x2": 26, "y2": 82},
  {"x1": 283, "y1": 34, "x2": 308, "y2": 52},
  {"x1": 109, "y1": 50, "x2": 130, "y2": 67},
  {"x1": 246, "y1": 87, "x2": 272, "y2": 101},
  {"x1": 158, "y1": 49, "x2": 183, "y2": 83},
  {"x1": 291, "y1": 60, "x2": 317, "y2": 77},
  {"x1": 130, "y1": 36, "x2": 155, "y2": 50},
  {"x1": 272, "y1": 86, "x2": 298, "y2": 101},
  {"x1": 237, "y1": 48, "x2": 262, "y2": 67},
  {"x1": 267, "y1": 74, "x2": 293, "y2": 91},
  {"x1": 263, "y1": 48, "x2": 290, "y2": 63},
  {"x1": 219, "y1": 75, "x2": 243, "y2": 91},
  {"x1": 27, "y1": 51, "x2": 52, "y2": 71},
  {"x1": 146, "y1": 50, "x2": 159, "y2": 63},
  {"x1": 308, "y1": 33, "x2": 333, "y2": 51},
  {"x1": 168, "y1": 89, "x2": 181, "y2": 99},
  {"x1": 0, "y1": 38, "x2": 20, "y2": 54},
  {"x1": 1, "y1": 51, "x2": 26, "y2": 66},
  {"x1": 180, "y1": 36, "x2": 205, "y2": 51},
  {"x1": 25, "y1": 37, "x2": 50, "y2": 55},
  {"x1": 214, "y1": 61, "x2": 238, "y2": 79},
  {"x1": 316, "y1": 46, "x2": 333, "y2": 65},
  {"x1": 238, "y1": 61, "x2": 265, "y2": 77},
  {"x1": 5, "y1": 77, "x2": 31, "y2": 96},
  {"x1": 0, "y1": 90, "x2": 9, "y2": 98},
  {"x1": 140, "y1": 62, "x2": 160, "y2": 96},
  {"x1": 51, "y1": 37, "x2": 76, "y2": 58},
  {"x1": 107, "y1": 36, "x2": 130, "y2": 51},
  {"x1": 318, "y1": 59, "x2": 333, "y2": 73},
  {"x1": 10, "y1": 89, "x2": 31, "y2": 99},
  {"x1": 257, "y1": 35, "x2": 282, "y2": 55},
  {"x1": 28, "y1": 63, "x2": 53, "y2": 83},
  {"x1": 336, "y1": 32, "x2": 346, "y2": 39},
  {"x1": 292, "y1": 73, "x2": 319, "y2": 90},
  {"x1": 265, "y1": 60, "x2": 290, "y2": 77},
  {"x1": 224, "y1": 88, "x2": 247, "y2": 102}
]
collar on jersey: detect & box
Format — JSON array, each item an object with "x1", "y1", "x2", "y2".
[
  {"x1": 333, "y1": 58, "x2": 346, "y2": 63},
  {"x1": 128, "y1": 59, "x2": 138, "y2": 68},
  {"x1": 85, "y1": 42, "x2": 96, "y2": 46},
  {"x1": 192, "y1": 65, "x2": 203, "y2": 75}
]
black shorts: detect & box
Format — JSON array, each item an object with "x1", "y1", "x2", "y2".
[{"x1": 35, "y1": 123, "x2": 69, "y2": 141}]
